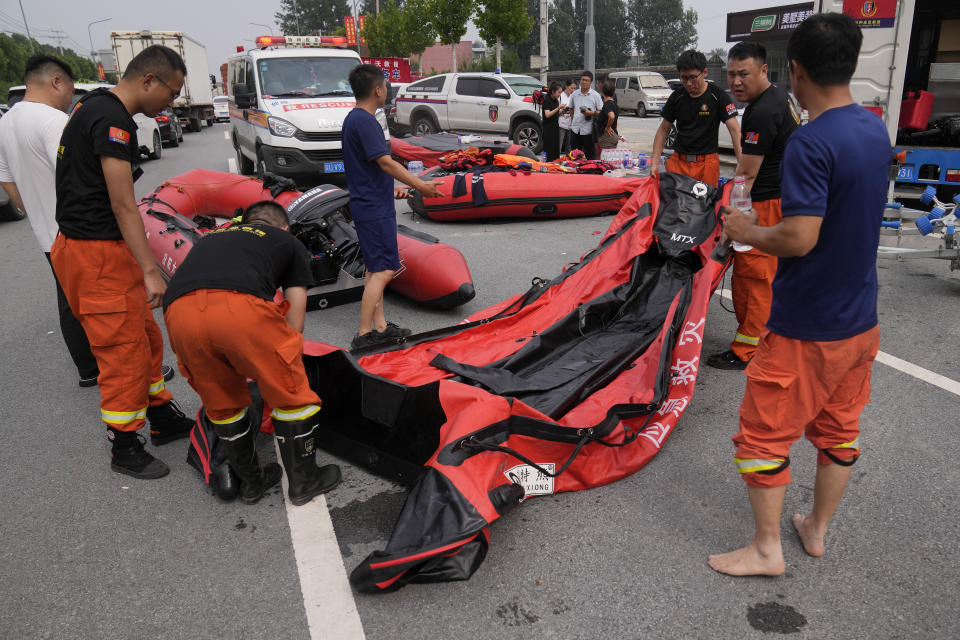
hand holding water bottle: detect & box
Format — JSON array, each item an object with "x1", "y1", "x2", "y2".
[{"x1": 726, "y1": 176, "x2": 755, "y2": 252}]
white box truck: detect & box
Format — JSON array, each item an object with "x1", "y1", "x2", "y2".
[{"x1": 111, "y1": 30, "x2": 215, "y2": 132}]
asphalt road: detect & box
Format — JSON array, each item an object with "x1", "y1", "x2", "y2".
[{"x1": 1, "y1": 123, "x2": 958, "y2": 640}]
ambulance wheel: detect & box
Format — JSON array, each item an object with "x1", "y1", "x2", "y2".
[
  {"x1": 235, "y1": 145, "x2": 255, "y2": 175},
  {"x1": 255, "y1": 149, "x2": 267, "y2": 180},
  {"x1": 148, "y1": 131, "x2": 162, "y2": 160},
  {"x1": 636, "y1": 103, "x2": 647, "y2": 118}
]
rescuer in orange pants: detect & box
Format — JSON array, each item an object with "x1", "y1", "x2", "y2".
[
  {"x1": 163, "y1": 201, "x2": 341, "y2": 505},
  {"x1": 663, "y1": 152, "x2": 721, "y2": 188},
  {"x1": 52, "y1": 46, "x2": 195, "y2": 479}
]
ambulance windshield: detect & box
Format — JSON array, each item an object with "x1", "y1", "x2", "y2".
[{"x1": 257, "y1": 57, "x2": 359, "y2": 98}]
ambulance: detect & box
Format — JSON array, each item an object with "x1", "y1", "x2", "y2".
[{"x1": 227, "y1": 35, "x2": 388, "y2": 183}]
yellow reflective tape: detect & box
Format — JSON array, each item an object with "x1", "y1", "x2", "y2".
[
  {"x1": 208, "y1": 408, "x2": 248, "y2": 425},
  {"x1": 101, "y1": 407, "x2": 148, "y2": 425},
  {"x1": 148, "y1": 379, "x2": 165, "y2": 395},
  {"x1": 734, "y1": 332, "x2": 760, "y2": 346},
  {"x1": 270, "y1": 404, "x2": 321, "y2": 421},
  {"x1": 833, "y1": 437, "x2": 860, "y2": 450},
  {"x1": 734, "y1": 457, "x2": 784, "y2": 474}
]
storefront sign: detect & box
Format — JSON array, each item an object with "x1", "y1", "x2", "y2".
[
  {"x1": 362, "y1": 57, "x2": 412, "y2": 83},
  {"x1": 842, "y1": 0, "x2": 897, "y2": 29},
  {"x1": 727, "y1": 3, "x2": 814, "y2": 41}
]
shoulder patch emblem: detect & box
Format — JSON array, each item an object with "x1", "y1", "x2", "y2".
[
  {"x1": 744, "y1": 131, "x2": 759, "y2": 144},
  {"x1": 108, "y1": 127, "x2": 130, "y2": 145},
  {"x1": 726, "y1": 103, "x2": 737, "y2": 115}
]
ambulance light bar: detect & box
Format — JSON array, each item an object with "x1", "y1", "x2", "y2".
[{"x1": 255, "y1": 35, "x2": 348, "y2": 48}]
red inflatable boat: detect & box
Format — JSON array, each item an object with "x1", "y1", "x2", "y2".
[
  {"x1": 391, "y1": 133, "x2": 536, "y2": 168},
  {"x1": 411, "y1": 171, "x2": 647, "y2": 221},
  {"x1": 139, "y1": 169, "x2": 475, "y2": 310}
]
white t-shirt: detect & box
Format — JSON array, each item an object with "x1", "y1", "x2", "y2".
[
  {"x1": 0, "y1": 101, "x2": 68, "y2": 251},
  {"x1": 559, "y1": 91, "x2": 573, "y2": 130}
]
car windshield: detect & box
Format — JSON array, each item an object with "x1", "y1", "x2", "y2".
[
  {"x1": 639, "y1": 76, "x2": 668, "y2": 89},
  {"x1": 503, "y1": 76, "x2": 543, "y2": 96},
  {"x1": 257, "y1": 57, "x2": 359, "y2": 98}
]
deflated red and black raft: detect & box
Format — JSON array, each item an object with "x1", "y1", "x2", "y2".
[
  {"x1": 391, "y1": 132, "x2": 536, "y2": 168},
  {"x1": 300, "y1": 173, "x2": 731, "y2": 592},
  {"x1": 138, "y1": 168, "x2": 475, "y2": 309}
]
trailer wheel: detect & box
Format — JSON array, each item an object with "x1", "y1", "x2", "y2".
[
  {"x1": 148, "y1": 131, "x2": 162, "y2": 160},
  {"x1": 190, "y1": 117, "x2": 202, "y2": 133}
]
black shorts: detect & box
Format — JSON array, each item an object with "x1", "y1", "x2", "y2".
[{"x1": 354, "y1": 216, "x2": 401, "y2": 273}]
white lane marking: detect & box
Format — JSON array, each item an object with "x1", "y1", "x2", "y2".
[
  {"x1": 712, "y1": 289, "x2": 960, "y2": 397},
  {"x1": 227, "y1": 157, "x2": 238, "y2": 174},
  {"x1": 276, "y1": 441, "x2": 366, "y2": 640},
  {"x1": 223, "y1": 130, "x2": 230, "y2": 140}
]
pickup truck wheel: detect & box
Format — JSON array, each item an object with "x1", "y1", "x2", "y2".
[
  {"x1": 235, "y1": 144, "x2": 255, "y2": 175},
  {"x1": 636, "y1": 103, "x2": 647, "y2": 118},
  {"x1": 513, "y1": 121, "x2": 542, "y2": 153},
  {"x1": 148, "y1": 131, "x2": 162, "y2": 160},
  {"x1": 412, "y1": 115, "x2": 437, "y2": 136}
]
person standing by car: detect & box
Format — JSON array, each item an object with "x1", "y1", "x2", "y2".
[
  {"x1": 540, "y1": 82, "x2": 563, "y2": 161},
  {"x1": 651, "y1": 50, "x2": 741, "y2": 184},
  {"x1": 558, "y1": 79, "x2": 576, "y2": 155},
  {"x1": 342, "y1": 64, "x2": 442, "y2": 350},
  {"x1": 597, "y1": 80, "x2": 620, "y2": 152},
  {"x1": 52, "y1": 45, "x2": 194, "y2": 479},
  {"x1": 706, "y1": 41, "x2": 800, "y2": 370},
  {"x1": 569, "y1": 70, "x2": 603, "y2": 159}
]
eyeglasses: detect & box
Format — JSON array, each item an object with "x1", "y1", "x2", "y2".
[
  {"x1": 152, "y1": 75, "x2": 180, "y2": 100},
  {"x1": 680, "y1": 72, "x2": 703, "y2": 84}
]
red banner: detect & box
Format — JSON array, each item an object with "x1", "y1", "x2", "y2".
[
  {"x1": 842, "y1": 0, "x2": 897, "y2": 28},
  {"x1": 344, "y1": 16, "x2": 358, "y2": 46},
  {"x1": 362, "y1": 57, "x2": 412, "y2": 83},
  {"x1": 358, "y1": 15, "x2": 367, "y2": 45},
  {"x1": 97, "y1": 63, "x2": 106, "y2": 81}
]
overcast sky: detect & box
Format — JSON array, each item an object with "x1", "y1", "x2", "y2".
[{"x1": 3, "y1": 0, "x2": 781, "y2": 75}]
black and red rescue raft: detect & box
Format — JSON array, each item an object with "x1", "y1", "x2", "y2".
[{"x1": 299, "y1": 173, "x2": 732, "y2": 592}]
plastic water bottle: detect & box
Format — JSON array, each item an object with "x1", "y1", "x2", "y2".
[
  {"x1": 638, "y1": 153, "x2": 647, "y2": 169},
  {"x1": 407, "y1": 160, "x2": 424, "y2": 175},
  {"x1": 730, "y1": 176, "x2": 754, "y2": 252},
  {"x1": 540, "y1": 151, "x2": 547, "y2": 164},
  {"x1": 622, "y1": 149, "x2": 632, "y2": 169}
]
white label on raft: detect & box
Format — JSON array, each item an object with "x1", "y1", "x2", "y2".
[{"x1": 504, "y1": 463, "x2": 555, "y2": 501}]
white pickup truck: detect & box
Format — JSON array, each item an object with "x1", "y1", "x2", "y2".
[{"x1": 395, "y1": 72, "x2": 545, "y2": 152}]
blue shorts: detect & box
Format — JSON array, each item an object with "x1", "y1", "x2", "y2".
[{"x1": 354, "y1": 216, "x2": 401, "y2": 273}]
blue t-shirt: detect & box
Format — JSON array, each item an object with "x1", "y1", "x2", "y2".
[
  {"x1": 342, "y1": 108, "x2": 393, "y2": 221},
  {"x1": 768, "y1": 104, "x2": 890, "y2": 341}
]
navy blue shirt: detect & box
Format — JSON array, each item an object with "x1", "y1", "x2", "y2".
[
  {"x1": 768, "y1": 104, "x2": 890, "y2": 341},
  {"x1": 342, "y1": 108, "x2": 393, "y2": 221}
]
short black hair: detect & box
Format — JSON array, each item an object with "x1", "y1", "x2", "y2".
[
  {"x1": 549, "y1": 81, "x2": 562, "y2": 93},
  {"x1": 124, "y1": 45, "x2": 187, "y2": 81},
  {"x1": 564, "y1": 78, "x2": 576, "y2": 88},
  {"x1": 24, "y1": 55, "x2": 74, "y2": 84},
  {"x1": 601, "y1": 79, "x2": 615, "y2": 97},
  {"x1": 580, "y1": 70, "x2": 594, "y2": 81},
  {"x1": 787, "y1": 13, "x2": 863, "y2": 87},
  {"x1": 676, "y1": 50, "x2": 707, "y2": 72},
  {"x1": 242, "y1": 200, "x2": 289, "y2": 227},
  {"x1": 349, "y1": 63, "x2": 386, "y2": 100},
  {"x1": 729, "y1": 41, "x2": 766, "y2": 65}
]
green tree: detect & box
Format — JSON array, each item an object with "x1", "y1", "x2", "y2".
[
  {"x1": 274, "y1": 0, "x2": 352, "y2": 36},
  {"x1": 594, "y1": 0, "x2": 632, "y2": 68},
  {"x1": 0, "y1": 33, "x2": 98, "y2": 101},
  {"x1": 629, "y1": 0, "x2": 697, "y2": 66},
  {"x1": 476, "y1": 0, "x2": 534, "y2": 73},
  {"x1": 362, "y1": 0, "x2": 436, "y2": 57},
  {"x1": 468, "y1": 48, "x2": 523, "y2": 74},
  {"x1": 708, "y1": 46, "x2": 726, "y2": 61},
  {"x1": 427, "y1": 0, "x2": 475, "y2": 72},
  {"x1": 549, "y1": 0, "x2": 581, "y2": 72}
]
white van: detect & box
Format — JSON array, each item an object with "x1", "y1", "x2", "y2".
[
  {"x1": 228, "y1": 35, "x2": 388, "y2": 182},
  {"x1": 608, "y1": 71, "x2": 673, "y2": 117}
]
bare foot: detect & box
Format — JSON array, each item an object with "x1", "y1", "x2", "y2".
[
  {"x1": 792, "y1": 513, "x2": 825, "y2": 557},
  {"x1": 708, "y1": 541, "x2": 785, "y2": 576}
]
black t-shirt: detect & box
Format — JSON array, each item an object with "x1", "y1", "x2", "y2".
[
  {"x1": 163, "y1": 223, "x2": 315, "y2": 311},
  {"x1": 660, "y1": 83, "x2": 737, "y2": 154},
  {"x1": 600, "y1": 99, "x2": 619, "y2": 134},
  {"x1": 542, "y1": 95, "x2": 560, "y2": 129},
  {"x1": 740, "y1": 83, "x2": 801, "y2": 201},
  {"x1": 56, "y1": 89, "x2": 139, "y2": 239}
]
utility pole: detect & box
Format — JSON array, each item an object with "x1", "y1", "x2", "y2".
[
  {"x1": 51, "y1": 28, "x2": 66, "y2": 55},
  {"x1": 539, "y1": 0, "x2": 548, "y2": 84},
  {"x1": 18, "y1": 0, "x2": 35, "y2": 51},
  {"x1": 584, "y1": 0, "x2": 595, "y2": 79}
]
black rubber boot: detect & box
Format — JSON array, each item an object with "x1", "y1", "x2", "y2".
[
  {"x1": 273, "y1": 414, "x2": 341, "y2": 506},
  {"x1": 108, "y1": 428, "x2": 170, "y2": 479},
  {"x1": 212, "y1": 411, "x2": 282, "y2": 505},
  {"x1": 148, "y1": 400, "x2": 195, "y2": 446}
]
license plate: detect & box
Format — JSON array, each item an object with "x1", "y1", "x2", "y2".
[
  {"x1": 897, "y1": 166, "x2": 913, "y2": 180},
  {"x1": 324, "y1": 161, "x2": 345, "y2": 173}
]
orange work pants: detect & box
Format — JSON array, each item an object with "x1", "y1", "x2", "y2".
[
  {"x1": 664, "y1": 152, "x2": 720, "y2": 187},
  {"x1": 733, "y1": 326, "x2": 880, "y2": 487},
  {"x1": 730, "y1": 198, "x2": 782, "y2": 361},
  {"x1": 51, "y1": 236, "x2": 173, "y2": 432},
  {"x1": 163, "y1": 290, "x2": 320, "y2": 424}
]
